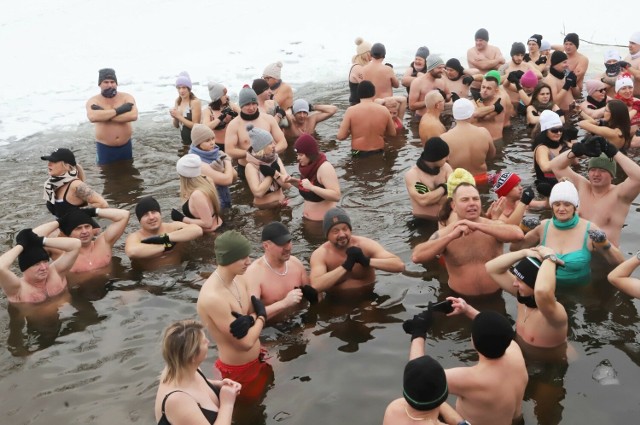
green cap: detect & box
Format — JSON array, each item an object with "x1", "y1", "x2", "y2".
[
  {"x1": 484, "y1": 70, "x2": 501, "y2": 85},
  {"x1": 588, "y1": 153, "x2": 616, "y2": 177},
  {"x1": 214, "y1": 231, "x2": 251, "y2": 266}
]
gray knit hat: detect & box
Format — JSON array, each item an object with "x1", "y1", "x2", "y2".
[
  {"x1": 191, "y1": 124, "x2": 214, "y2": 147},
  {"x1": 263, "y1": 62, "x2": 283, "y2": 79},
  {"x1": 426, "y1": 55, "x2": 444, "y2": 72},
  {"x1": 323, "y1": 207, "x2": 352, "y2": 237},
  {"x1": 239, "y1": 86, "x2": 258, "y2": 107},
  {"x1": 415, "y1": 46, "x2": 430, "y2": 60},
  {"x1": 247, "y1": 124, "x2": 273, "y2": 153},
  {"x1": 208, "y1": 82, "x2": 225, "y2": 102}
]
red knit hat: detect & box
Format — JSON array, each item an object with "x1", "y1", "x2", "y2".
[
  {"x1": 294, "y1": 134, "x2": 319, "y2": 156},
  {"x1": 492, "y1": 172, "x2": 521, "y2": 197}
]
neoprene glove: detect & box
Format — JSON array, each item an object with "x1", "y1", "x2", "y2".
[
  {"x1": 171, "y1": 208, "x2": 185, "y2": 222},
  {"x1": 462, "y1": 75, "x2": 474, "y2": 85},
  {"x1": 598, "y1": 137, "x2": 619, "y2": 158},
  {"x1": 230, "y1": 312, "x2": 255, "y2": 339},
  {"x1": 535, "y1": 56, "x2": 548, "y2": 65},
  {"x1": 520, "y1": 186, "x2": 535, "y2": 205},
  {"x1": 507, "y1": 70, "x2": 523, "y2": 84},
  {"x1": 451, "y1": 92, "x2": 460, "y2": 102},
  {"x1": 251, "y1": 295, "x2": 267, "y2": 320},
  {"x1": 346, "y1": 246, "x2": 370, "y2": 267},
  {"x1": 275, "y1": 106, "x2": 286, "y2": 118},
  {"x1": 520, "y1": 217, "x2": 540, "y2": 233},
  {"x1": 563, "y1": 72, "x2": 577, "y2": 90},
  {"x1": 563, "y1": 126, "x2": 578, "y2": 142},
  {"x1": 300, "y1": 285, "x2": 319, "y2": 304},
  {"x1": 141, "y1": 233, "x2": 175, "y2": 251},
  {"x1": 342, "y1": 248, "x2": 359, "y2": 271},
  {"x1": 555, "y1": 109, "x2": 565, "y2": 117},
  {"x1": 402, "y1": 310, "x2": 433, "y2": 340},
  {"x1": 115, "y1": 102, "x2": 134, "y2": 116},
  {"x1": 91, "y1": 104, "x2": 104, "y2": 110},
  {"x1": 437, "y1": 183, "x2": 448, "y2": 195},
  {"x1": 414, "y1": 182, "x2": 429, "y2": 194},
  {"x1": 271, "y1": 161, "x2": 281, "y2": 173},
  {"x1": 16, "y1": 229, "x2": 44, "y2": 248},
  {"x1": 260, "y1": 164, "x2": 276, "y2": 177},
  {"x1": 493, "y1": 98, "x2": 504, "y2": 114}
]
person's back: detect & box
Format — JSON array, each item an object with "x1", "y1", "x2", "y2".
[
  {"x1": 441, "y1": 122, "x2": 494, "y2": 176},
  {"x1": 350, "y1": 101, "x2": 393, "y2": 150},
  {"x1": 362, "y1": 61, "x2": 396, "y2": 99}
]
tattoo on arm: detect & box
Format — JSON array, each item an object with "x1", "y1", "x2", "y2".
[{"x1": 74, "y1": 183, "x2": 95, "y2": 201}]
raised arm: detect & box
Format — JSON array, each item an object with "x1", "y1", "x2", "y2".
[
  {"x1": 97, "y1": 208, "x2": 130, "y2": 246},
  {"x1": 485, "y1": 249, "x2": 540, "y2": 296},
  {"x1": 548, "y1": 150, "x2": 590, "y2": 186},
  {"x1": 0, "y1": 246, "x2": 23, "y2": 298},
  {"x1": 533, "y1": 246, "x2": 567, "y2": 326},
  {"x1": 72, "y1": 181, "x2": 109, "y2": 208},
  {"x1": 47, "y1": 236, "x2": 82, "y2": 275},
  {"x1": 608, "y1": 252, "x2": 640, "y2": 298},
  {"x1": 311, "y1": 104, "x2": 338, "y2": 123}
]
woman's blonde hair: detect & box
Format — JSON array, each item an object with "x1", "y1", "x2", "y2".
[
  {"x1": 161, "y1": 319, "x2": 205, "y2": 383},
  {"x1": 179, "y1": 175, "x2": 221, "y2": 218}
]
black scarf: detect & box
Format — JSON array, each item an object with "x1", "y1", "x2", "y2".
[
  {"x1": 517, "y1": 293, "x2": 538, "y2": 308},
  {"x1": 240, "y1": 110, "x2": 260, "y2": 121},
  {"x1": 416, "y1": 159, "x2": 440, "y2": 175},
  {"x1": 586, "y1": 95, "x2": 607, "y2": 109},
  {"x1": 549, "y1": 67, "x2": 565, "y2": 80}
]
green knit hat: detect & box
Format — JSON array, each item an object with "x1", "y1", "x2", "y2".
[
  {"x1": 588, "y1": 153, "x2": 616, "y2": 177},
  {"x1": 215, "y1": 231, "x2": 251, "y2": 266},
  {"x1": 484, "y1": 70, "x2": 501, "y2": 85}
]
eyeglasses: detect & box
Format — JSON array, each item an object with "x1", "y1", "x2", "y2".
[
  {"x1": 597, "y1": 88, "x2": 607, "y2": 93},
  {"x1": 548, "y1": 127, "x2": 564, "y2": 134}
]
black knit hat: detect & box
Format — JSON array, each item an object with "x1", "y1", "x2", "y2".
[
  {"x1": 475, "y1": 28, "x2": 489, "y2": 41},
  {"x1": 357, "y1": 80, "x2": 375, "y2": 99},
  {"x1": 18, "y1": 245, "x2": 50, "y2": 272},
  {"x1": 403, "y1": 356, "x2": 449, "y2": 411},
  {"x1": 564, "y1": 33, "x2": 580, "y2": 48},
  {"x1": 421, "y1": 137, "x2": 450, "y2": 162},
  {"x1": 551, "y1": 50, "x2": 568, "y2": 67},
  {"x1": 511, "y1": 257, "x2": 541, "y2": 288},
  {"x1": 135, "y1": 196, "x2": 161, "y2": 221},
  {"x1": 472, "y1": 311, "x2": 514, "y2": 359}
]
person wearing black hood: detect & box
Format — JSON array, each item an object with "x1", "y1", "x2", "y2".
[
  {"x1": 486, "y1": 246, "x2": 568, "y2": 350},
  {"x1": 403, "y1": 137, "x2": 453, "y2": 220}
]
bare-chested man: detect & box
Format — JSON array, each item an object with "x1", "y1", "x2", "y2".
[
  {"x1": 196, "y1": 230, "x2": 272, "y2": 402},
  {"x1": 247, "y1": 222, "x2": 314, "y2": 321},
  {"x1": 550, "y1": 140, "x2": 640, "y2": 247},
  {"x1": 309, "y1": 208, "x2": 404, "y2": 294},
  {"x1": 403, "y1": 306, "x2": 527, "y2": 425},
  {"x1": 56, "y1": 207, "x2": 129, "y2": 276},
  {"x1": 418, "y1": 91, "x2": 446, "y2": 144},
  {"x1": 472, "y1": 71, "x2": 508, "y2": 141},
  {"x1": 624, "y1": 32, "x2": 640, "y2": 97},
  {"x1": 500, "y1": 42, "x2": 542, "y2": 107},
  {"x1": 409, "y1": 55, "x2": 448, "y2": 119},
  {"x1": 362, "y1": 43, "x2": 407, "y2": 120},
  {"x1": 0, "y1": 226, "x2": 80, "y2": 305},
  {"x1": 412, "y1": 183, "x2": 524, "y2": 295},
  {"x1": 337, "y1": 81, "x2": 396, "y2": 157},
  {"x1": 443, "y1": 58, "x2": 479, "y2": 101},
  {"x1": 542, "y1": 51, "x2": 577, "y2": 113},
  {"x1": 262, "y1": 61, "x2": 293, "y2": 113},
  {"x1": 284, "y1": 99, "x2": 337, "y2": 139},
  {"x1": 441, "y1": 99, "x2": 495, "y2": 185},
  {"x1": 466, "y1": 29, "x2": 505, "y2": 100},
  {"x1": 85, "y1": 68, "x2": 138, "y2": 165},
  {"x1": 225, "y1": 86, "x2": 287, "y2": 179},
  {"x1": 404, "y1": 137, "x2": 452, "y2": 220},
  {"x1": 487, "y1": 248, "x2": 568, "y2": 353},
  {"x1": 551, "y1": 33, "x2": 589, "y2": 99},
  {"x1": 124, "y1": 196, "x2": 202, "y2": 268}
]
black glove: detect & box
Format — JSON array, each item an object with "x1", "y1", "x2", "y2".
[
  {"x1": 437, "y1": 89, "x2": 447, "y2": 102},
  {"x1": 171, "y1": 208, "x2": 185, "y2": 222},
  {"x1": 16, "y1": 229, "x2": 44, "y2": 248},
  {"x1": 462, "y1": 75, "x2": 474, "y2": 85},
  {"x1": 493, "y1": 98, "x2": 504, "y2": 114},
  {"x1": 300, "y1": 285, "x2": 318, "y2": 304},
  {"x1": 342, "y1": 248, "x2": 359, "y2": 271},
  {"x1": 275, "y1": 106, "x2": 286, "y2": 118},
  {"x1": 384, "y1": 62, "x2": 394, "y2": 68},
  {"x1": 520, "y1": 186, "x2": 535, "y2": 205},
  {"x1": 619, "y1": 61, "x2": 631, "y2": 70},
  {"x1": 451, "y1": 92, "x2": 460, "y2": 102},
  {"x1": 259, "y1": 164, "x2": 276, "y2": 177},
  {"x1": 563, "y1": 126, "x2": 578, "y2": 142},
  {"x1": 115, "y1": 102, "x2": 134, "y2": 116},
  {"x1": 141, "y1": 233, "x2": 175, "y2": 251},
  {"x1": 414, "y1": 182, "x2": 429, "y2": 194},
  {"x1": 402, "y1": 310, "x2": 433, "y2": 340},
  {"x1": 81, "y1": 207, "x2": 98, "y2": 217},
  {"x1": 514, "y1": 79, "x2": 522, "y2": 91},
  {"x1": 598, "y1": 137, "x2": 618, "y2": 158},
  {"x1": 437, "y1": 183, "x2": 448, "y2": 196},
  {"x1": 251, "y1": 295, "x2": 267, "y2": 320},
  {"x1": 520, "y1": 217, "x2": 540, "y2": 233},
  {"x1": 536, "y1": 181, "x2": 552, "y2": 198},
  {"x1": 227, "y1": 109, "x2": 238, "y2": 118},
  {"x1": 570, "y1": 142, "x2": 588, "y2": 157},
  {"x1": 563, "y1": 72, "x2": 577, "y2": 90},
  {"x1": 90, "y1": 104, "x2": 104, "y2": 110},
  {"x1": 271, "y1": 161, "x2": 281, "y2": 173},
  {"x1": 507, "y1": 70, "x2": 523, "y2": 84},
  {"x1": 346, "y1": 246, "x2": 370, "y2": 267},
  {"x1": 230, "y1": 312, "x2": 255, "y2": 339},
  {"x1": 535, "y1": 55, "x2": 548, "y2": 65},
  {"x1": 216, "y1": 112, "x2": 227, "y2": 122},
  {"x1": 579, "y1": 135, "x2": 604, "y2": 157},
  {"x1": 308, "y1": 103, "x2": 314, "y2": 112},
  {"x1": 555, "y1": 109, "x2": 565, "y2": 117}
]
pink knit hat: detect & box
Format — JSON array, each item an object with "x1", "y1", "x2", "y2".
[
  {"x1": 520, "y1": 70, "x2": 538, "y2": 89},
  {"x1": 585, "y1": 79, "x2": 607, "y2": 96}
]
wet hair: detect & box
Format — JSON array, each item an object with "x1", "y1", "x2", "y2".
[
  {"x1": 437, "y1": 182, "x2": 476, "y2": 225},
  {"x1": 161, "y1": 320, "x2": 205, "y2": 383},
  {"x1": 606, "y1": 99, "x2": 632, "y2": 150},
  {"x1": 179, "y1": 175, "x2": 221, "y2": 220}
]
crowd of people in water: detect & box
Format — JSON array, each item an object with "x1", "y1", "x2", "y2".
[{"x1": 3, "y1": 27, "x2": 640, "y2": 425}]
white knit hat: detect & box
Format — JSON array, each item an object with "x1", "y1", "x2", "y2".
[
  {"x1": 355, "y1": 37, "x2": 372, "y2": 55},
  {"x1": 263, "y1": 62, "x2": 283, "y2": 79},
  {"x1": 292, "y1": 99, "x2": 310, "y2": 114},
  {"x1": 549, "y1": 180, "x2": 579, "y2": 208},
  {"x1": 176, "y1": 154, "x2": 202, "y2": 178},
  {"x1": 615, "y1": 75, "x2": 634, "y2": 92},
  {"x1": 539, "y1": 109, "x2": 562, "y2": 131},
  {"x1": 630, "y1": 32, "x2": 640, "y2": 45},
  {"x1": 604, "y1": 50, "x2": 621, "y2": 63},
  {"x1": 452, "y1": 98, "x2": 474, "y2": 120}
]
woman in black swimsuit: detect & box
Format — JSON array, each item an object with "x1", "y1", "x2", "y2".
[{"x1": 154, "y1": 320, "x2": 241, "y2": 425}]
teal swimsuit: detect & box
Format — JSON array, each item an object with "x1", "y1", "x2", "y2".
[{"x1": 541, "y1": 220, "x2": 592, "y2": 287}]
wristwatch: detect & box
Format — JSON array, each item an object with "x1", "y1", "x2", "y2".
[{"x1": 543, "y1": 254, "x2": 558, "y2": 264}]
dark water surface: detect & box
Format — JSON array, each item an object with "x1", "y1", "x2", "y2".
[{"x1": 1, "y1": 82, "x2": 640, "y2": 424}]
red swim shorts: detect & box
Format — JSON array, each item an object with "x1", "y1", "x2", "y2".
[{"x1": 215, "y1": 348, "x2": 274, "y2": 402}]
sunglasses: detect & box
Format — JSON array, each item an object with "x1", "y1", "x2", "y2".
[
  {"x1": 597, "y1": 88, "x2": 607, "y2": 93},
  {"x1": 548, "y1": 127, "x2": 564, "y2": 134}
]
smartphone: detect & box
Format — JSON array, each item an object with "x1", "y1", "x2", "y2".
[{"x1": 430, "y1": 299, "x2": 454, "y2": 314}]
